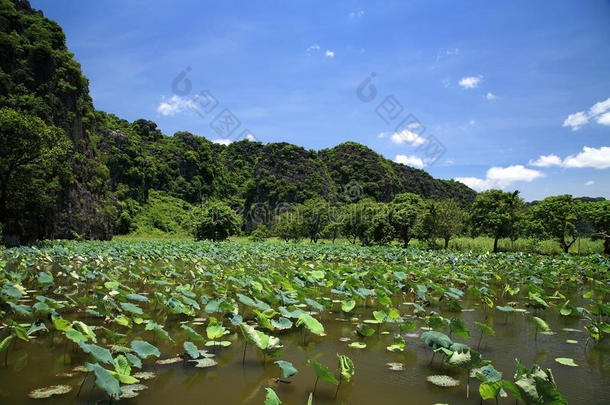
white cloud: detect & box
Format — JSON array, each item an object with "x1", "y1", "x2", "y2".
[
  {"x1": 306, "y1": 44, "x2": 320, "y2": 53},
  {"x1": 394, "y1": 155, "x2": 424, "y2": 168},
  {"x1": 529, "y1": 146, "x2": 610, "y2": 170},
  {"x1": 596, "y1": 112, "x2": 610, "y2": 126},
  {"x1": 455, "y1": 165, "x2": 544, "y2": 191},
  {"x1": 390, "y1": 129, "x2": 425, "y2": 146},
  {"x1": 212, "y1": 138, "x2": 232, "y2": 145},
  {"x1": 486, "y1": 92, "x2": 498, "y2": 100},
  {"x1": 157, "y1": 95, "x2": 193, "y2": 116},
  {"x1": 325, "y1": 50, "x2": 335, "y2": 58},
  {"x1": 245, "y1": 133, "x2": 256, "y2": 141},
  {"x1": 459, "y1": 76, "x2": 482, "y2": 89},
  {"x1": 563, "y1": 97, "x2": 610, "y2": 130},
  {"x1": 563, "y1": 146, "x2": 610, "y2": 169},
  {"x1": 563, "y1": 111, "x2": 589, "y2": 131},
  {"x1": 377, "y1": 133, "x2": 386, "y2": 139},
  {"x1": 528, "y1": 154, "x2": 563, "y2": 167},
  {"x1": 454, "y1": 176, "x2": 493, "y2": 191},
  {"x1": 584, "y1": 180, "x2": 595, "y2": 186},
  {"x1": 589, "y1": 98, "x2": 610, "y2": 116},
  {"x1": 469, "y1": 120, "x2": 476, "y2": 125}
]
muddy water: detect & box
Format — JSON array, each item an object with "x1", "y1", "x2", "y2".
[{"x1": 1, "y1": 298, "x2": 609, "y2": 404}]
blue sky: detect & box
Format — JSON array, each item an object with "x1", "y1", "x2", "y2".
[{"x1": 31, "y1": 0, "x2": 610, "y2": 201}]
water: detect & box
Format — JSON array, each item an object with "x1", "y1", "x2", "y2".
[{"x1": 1, "y1": 294, "x2": 608, "y2": 404}]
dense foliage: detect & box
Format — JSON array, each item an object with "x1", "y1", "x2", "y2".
[{"x1": 0, "y1": 240, "x2": 607, "y2": 402}]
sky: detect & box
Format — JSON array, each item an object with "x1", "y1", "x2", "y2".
[{"x1": 31, "y1": 0, "x2": 610, "y2": 201}]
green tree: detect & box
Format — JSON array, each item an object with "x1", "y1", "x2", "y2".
[
  {"x1": 272, "y1": 208, "x2": 301, "y2": 241},
  {"x1": 299, "y1": 197, "x2": 330, "y2": 242},
  {"x1": 531, "y1": 195, "x2": 578, "y2": 253},
  {"x1": 249, "y1": 224, "x2": 269, "y2": 242},
  {"x1": 389, "y1": 193, "x2": 424, "y2": 248},
  {"x1": 0, "y1": 108, "x2": 72, "y2": 244},
  {"x1": 340, "y1": 199, "x2": 379, "y2": 245},
  {"x1": 193, "y1": 200, "x2": 241, "y2": 241},
  {"x1": 469, "y1": 190, "x2": 525, "y2": 253},
  {"x1": 417, "y1": 199, "x2": 466, "y2": 249},
  {"x1": 321, "y1": 205, "x2": 343, "y2": 243},
  {"x1": 586, "y1": 200, "x2": 610, "y2": 254}
]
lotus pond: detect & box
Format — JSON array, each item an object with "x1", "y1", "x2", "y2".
[{"x1": 0, "y1": 241, "x2": 608, "y2": 404}]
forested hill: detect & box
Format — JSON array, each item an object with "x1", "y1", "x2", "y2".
[
  {"x1": 0, "y1": 0, "x2": 475, "y2": 244},
  {"x1": 95, "y1": 114, "x2": 476, "y2": 224}
]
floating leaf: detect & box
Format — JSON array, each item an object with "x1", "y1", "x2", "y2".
[
  {"x1": 28, "y1": 385, "x2": 72, "y2": 399},
  {"x1": 426, "y1": 375, "x2": 460, "y2": 387},
  {"x1": 554, "y1": 357, "x2": 578, "y2": 367}
]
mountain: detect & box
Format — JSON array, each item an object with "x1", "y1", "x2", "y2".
[
  {"x1": 0, "y1": 0, "x2": 476, "y2": 243},
  {"x1": 0, "y1": 0, "x2": 113, "y2": 243}
]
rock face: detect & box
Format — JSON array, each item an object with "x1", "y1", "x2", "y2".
[{"x1": 0, "y1": 0, "x2": 113, "y2": 242}]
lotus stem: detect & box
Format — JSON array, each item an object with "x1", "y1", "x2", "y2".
[
  {"x1": 313, "y1": 376, "x2": 319, "y2": 396},
  {"x1": 334, "y1": 377, "x2": 342, "y2": 399},
  {"x1": 77, "y1": 372, "x2": 89, "y2": 397}
]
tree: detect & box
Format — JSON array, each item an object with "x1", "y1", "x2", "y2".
[
  {"x1": 299, "y1": 197, "x2": 330, "y2": 242},
  {"x1": 532, "y1": 195, "x2": 578, "y2": 253},
  {"x1": 587, "y1": 200, "x2": 610, "y2": 254},
  {"x1": 272, "y1": 209, "x2": 301, "y2": 241},
  {"x1": 417, "y1": 199, "x2": 466, "y2": 249},
  {"x1": 469, "y1": 190, "x2": 525, "y2": 253},
  {"x1": 0, "y1": 108, "x2": 72, "y2": 244},
  {"x1": 389, "y1": 193, "x2": 424, "y2": 248},
  {"x1": 193, "y1": 200, "x2": 241, "y2": 241},
  {"x1": 340, "y1": 199, "x2": 380, "y2": 245},
  {"x1": 248, "y1": 224, "x2": 269, "y2": 242}
]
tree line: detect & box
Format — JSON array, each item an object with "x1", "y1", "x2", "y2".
[{"x1": 193, "y1": 191, "x2": 610, "y2": 254}]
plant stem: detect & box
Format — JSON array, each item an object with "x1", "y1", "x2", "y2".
[
  {"x1": 242, "y1": 342, "x2": 247, "y2": 366},
  {"x1": 334, "y1": 378, "x2": 342, "y2": 399},
  {"x1": 313, "y1": 376, "x2": 319, "y2": 396},
  {"x1": 77, "y1": 372, "x2": 89, "y2": 397}
]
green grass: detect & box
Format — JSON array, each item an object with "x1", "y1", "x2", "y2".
[{"x1": 111, "y1": 232, "x2": 605, "y2": 255}]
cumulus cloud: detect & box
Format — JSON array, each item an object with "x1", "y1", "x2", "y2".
[
  {"x1": 245, "y1": 133, "x2": 256, "y2": 141},
  {"x1": 459, "y1": 76, "x2": 482, "y2": 89},
  {"x1": 584, "y1": 180, "x2": 595, "y2": 186},
  {"x1": 528, "y1": 154, "x2": 563, "y2": 167},
  {"x1": 563, "y1": 146, "x2": 610, "y2": 169},
  {"x1": 394, "y1": 154, "x2": 424, "y2": 168},
  {"x1": 157, "y1": 95, "x2": 193, "y2": 116},
  {"x1": 529, "y1": 146, "x2": 610, "y2": 169},
  {"x1": 596, "y1": 112, "x2": 610, "y2": 126},
  {"x1": 563, "y1": 111, "x2": 589, "y2": 131},
  {"x1": 455, "y1": 165, "x2": 544, "y2": 191},
  {"x1": 390, "y1": 129, "x2": 425, "y2": 146},
  {"x1": 486, "y1": 92, "x2": 498, "y2": 100},
  {"x1": 563, "y1": 97, "x2": 610, "y2": 130},
  {"x1": 212, "y1": 138, "x2": 232, "y2": 145},
  {"x1": 325, "y1": 50, "x2": 335, "y2": 58}
]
